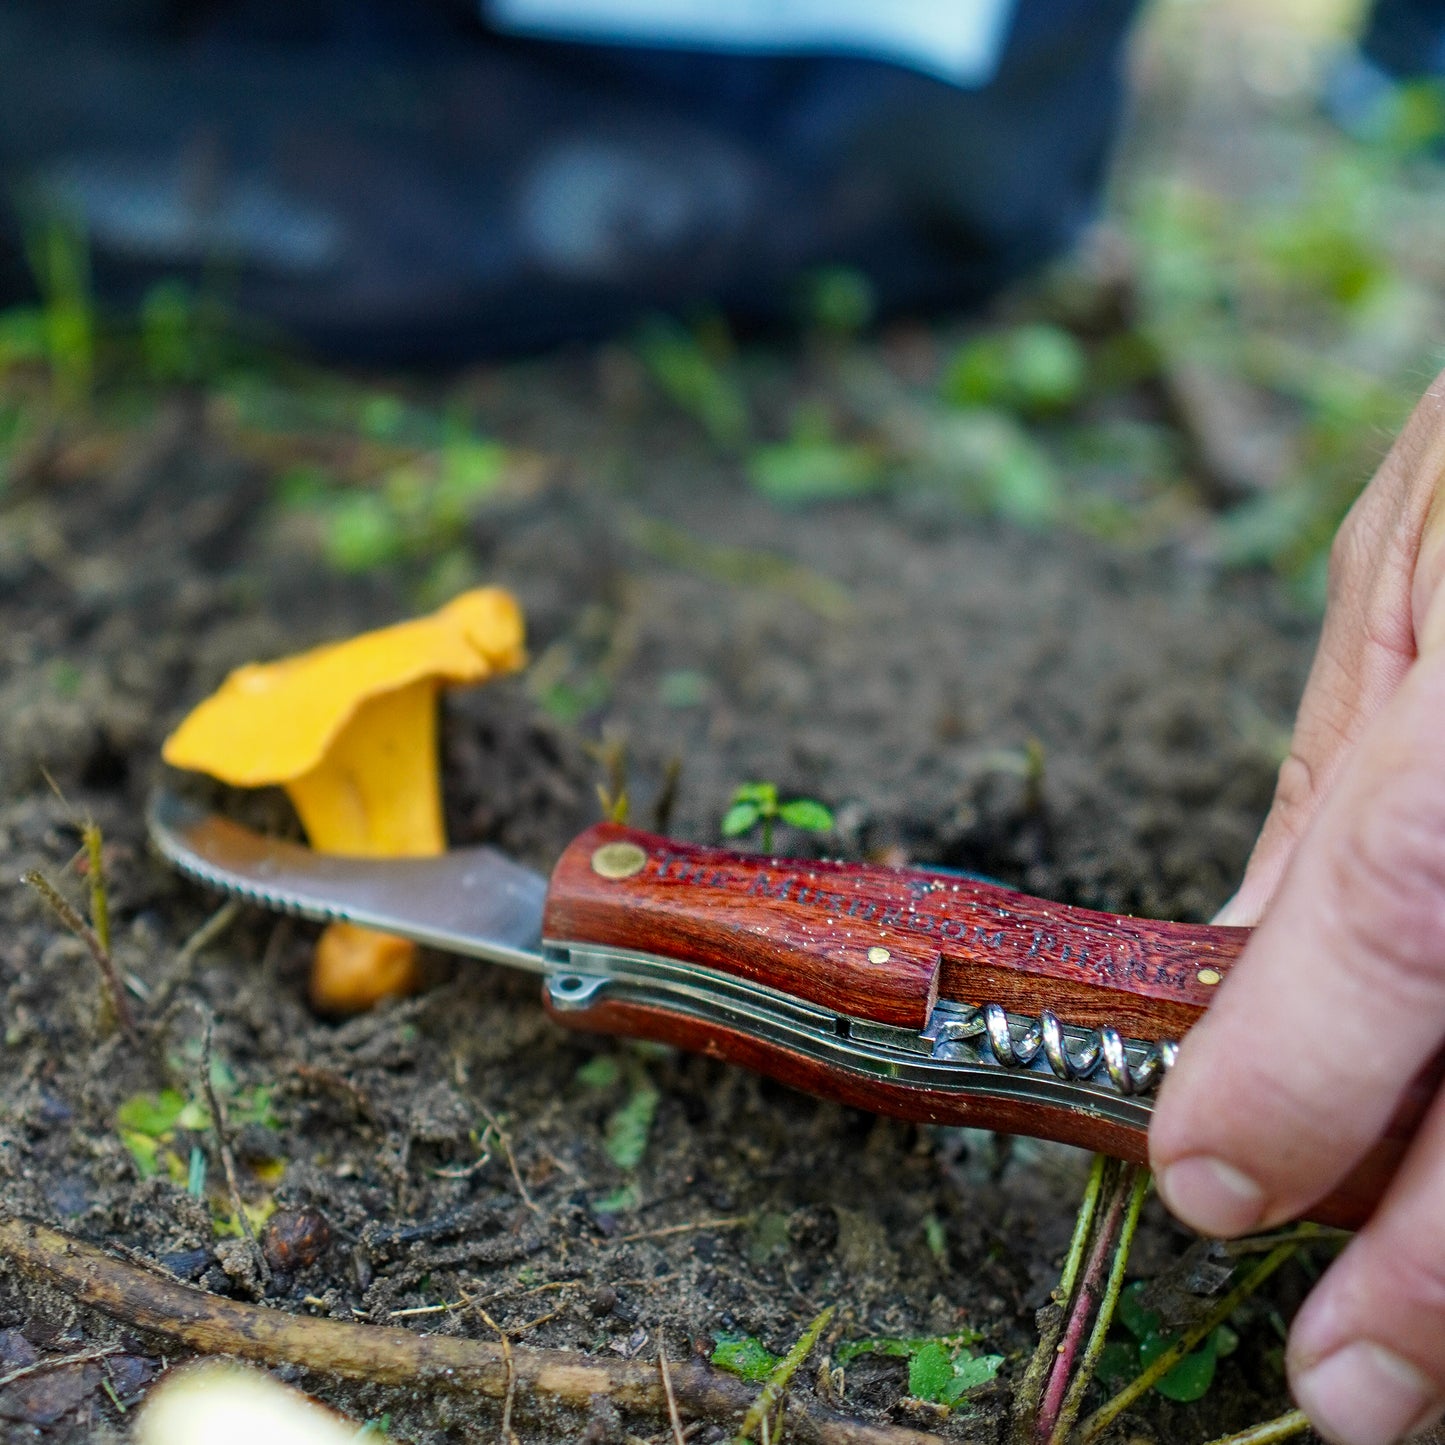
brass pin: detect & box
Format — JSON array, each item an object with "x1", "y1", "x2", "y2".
[
  {"x1": 1196, "y1": 967, "x2": 1222, "y2": 987},
  {"x1": 590, "y1": 841, "x2": 648, "y2": 880},
  {"x1": 867, "y1": 946, "x2": 891, "y2": 965}
]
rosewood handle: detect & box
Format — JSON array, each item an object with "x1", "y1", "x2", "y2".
[
  {"x1": 543, "y1": 824, "x2": 1246, "y2": 1036},
  {"x1": 540, "y1": 824, "x2": 1434, "y2": 1229}
]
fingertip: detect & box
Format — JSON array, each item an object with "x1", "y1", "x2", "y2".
[{"x1": 1155, "y1": 1155, "x2": 1268, "y2": 1238}]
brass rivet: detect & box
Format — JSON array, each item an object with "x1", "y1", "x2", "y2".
[
  {"x1": 1196, "y1": 967, "x2": 1222, "y2": 987},
  {"x1": 591, "y1": 842, "x2": 647, "y2": 880},
  {"x1": 867, "y1": 946, "x2": 891, "y2": 964}
]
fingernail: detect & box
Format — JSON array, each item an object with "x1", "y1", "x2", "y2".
[
  {"x1": 1293, "y1": 1342, "x2": 1437, "y2": 1445},
  {"x1": 1156, "y1": 1156, "x2": 1265, "y2": 1236},
  {"x1": 1211, "y1": 891, "x2": 1250, "y2": 926}
]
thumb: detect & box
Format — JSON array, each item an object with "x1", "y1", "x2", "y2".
[{"x1": 1217, "y1": 474, "x2": 1442, "y2": 925}]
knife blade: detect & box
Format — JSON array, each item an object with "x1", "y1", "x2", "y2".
[{"x1": 148, "y1": 787, "x2": 1415, "y2": 1227}]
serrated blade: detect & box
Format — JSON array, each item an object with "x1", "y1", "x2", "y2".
[{"x1": 147, "y1": 790, "x2": 550, "y2": 974}]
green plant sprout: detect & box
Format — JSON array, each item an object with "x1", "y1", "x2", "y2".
[{"x1": 721, "y1": 782, "x2": 834, "y2": 854}]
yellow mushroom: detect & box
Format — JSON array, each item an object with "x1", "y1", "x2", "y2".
[{"x1": 162, "y1": 588, "x2": 526, "y2": 1013}]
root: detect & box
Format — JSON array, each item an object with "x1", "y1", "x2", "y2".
[{"x1": 0, "y1": 1218, "x2": 943, "y2": 1445}]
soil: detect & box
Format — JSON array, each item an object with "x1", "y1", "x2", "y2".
[
  {"x1": 0, "y1": 329, "x2": 1329, "y2": 1445},
  {"x1": 10, "y1": 7, "x2": 1411, "y2": 1434}
]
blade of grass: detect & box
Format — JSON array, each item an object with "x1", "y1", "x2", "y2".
[{"x1": 733, "y1": 1305, "x2": 835, "y2": 1444}]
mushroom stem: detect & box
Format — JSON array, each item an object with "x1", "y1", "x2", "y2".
[{"x1": 285, "y1": 679, "x2": 444, "y2": 857}]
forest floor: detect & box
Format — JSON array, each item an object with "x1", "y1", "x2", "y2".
[{"x1": 3, "y1": 2, "x2": 1445, "y2": 1442}]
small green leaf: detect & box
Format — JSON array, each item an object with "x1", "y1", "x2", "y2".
[
  {"x1": 923, "y1": 1214, "x2": 947, "y2": 1260},
  {"x1": 120, "y1": 1131, "x2": 161, "y2": 1179},
  {"x1": 907, "y1": 1340, "x2": 955, "y2": 1402},
  {"x1": 721, "y1": 801, "x2": 761, "y2": 837},
  {"x1": 590, "y1": 1183, "x2": 640, "y2": 1215},
  {"x1": 117, "y1": 1090, "x2": 187, "y2": 1138},
  {"x1": 941, "y1": 1353, "x2": 1004, "y2": 1403},
  {"x1": 575, "y1": 1055, "x2": 622, "y2": 1089},
  {"x1": 731, "y1": 782, "x2": 778, "y2": 807},
  {"x1": 834, "y1": 1331, "x2": 982, "y2": 1366},
  {"x1": 712, "y1": 1335, "x2": 783, "y2": 1383},
  {"x1": 943, "y1": 324, "x2": 1087, "y2": 416},
  {"x1": 1117, "y1": 1280, "x2": 1161, "y2": 1340},
  {"x1": 604, "y1": 1082, "x2": 659, "y2": 1171},
  {"x1": 1141, "y1": 1328, "x2": 1221, "y2": 1403},
  {"x1": 658, "y1": 669, "x2": 709, "y2": 708},
  {"x1": 778, "y1": 799, "x2": 833, "y2": 832},
  {"x1": 323, "y1": 493, "x2": 402, "y2": 573},
  {"x1": 747, "y1": 439, "x2": 881, "y2": 506},
  {"x1": 1095, "y1": 1339, "x2": 1139, "y2": 1389}
]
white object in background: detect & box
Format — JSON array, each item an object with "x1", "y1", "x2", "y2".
[
  {"x1": 137, "y1": 1362, "x2": 362, "y2": 1445},
  {"x1": 486, "y1": 0, "x2": 1018, "y2": 87}
]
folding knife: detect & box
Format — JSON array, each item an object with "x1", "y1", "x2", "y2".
[{"x1": 148, "y1": 789, "x2": 1410, "y2": 1227}]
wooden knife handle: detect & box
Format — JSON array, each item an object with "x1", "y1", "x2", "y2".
[
  {"x1": 540, "y1": 824, "x2": 1436, "y2": 1229},
  {"x1": 543, "y1": 823, "x2": 1246, "y2": 1035}
]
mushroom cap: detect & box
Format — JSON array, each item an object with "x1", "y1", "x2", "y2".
[{"x1": 162, "y1": 588, "x2": 525, "y2": 787}]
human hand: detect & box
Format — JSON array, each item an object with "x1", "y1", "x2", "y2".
[{"x1": 1149, "y1": 372, "x2": 1445, "y2": 1445}]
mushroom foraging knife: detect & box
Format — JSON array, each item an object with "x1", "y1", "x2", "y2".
[{"x1": 148, "y1": 789, "x2": 1423, "y2": 1228}]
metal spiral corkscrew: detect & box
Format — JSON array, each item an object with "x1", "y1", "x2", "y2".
[
  {"x1": 982, "y1": 1003, "x2": 1177, "y2": 1095},
  {"x1": 925, "y1": 1000, "x2": 1178, "y2": 1097}
]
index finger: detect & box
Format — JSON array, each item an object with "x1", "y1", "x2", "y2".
[{"x1": 1150, "y1": 654, "x2": 1445, "y2": 1234}]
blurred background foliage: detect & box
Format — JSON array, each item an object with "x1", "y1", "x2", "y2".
[{"x1": 2, "y1": 0, "x2": 1443, "y2": 613}]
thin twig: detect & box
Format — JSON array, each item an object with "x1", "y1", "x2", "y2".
[
  {"x1": 199, "y1": 1012, "x2": 270, "y2": 1288},
  {"x1": 1197, "y1": 1410, "x2": 1312, "y2": 1445},
  {"x1": 21, "y1": 869, "x2": 138, "y2": 1042},
  {"x1": 1077, "y1": 1237, "x2": 1306, "y2": 1445},
  {"x1": 480, "y1": 1310, "x2": 519, "y2": 1445},
  {"x1": 659, "y1": 1343, "x2": 686, "y2": 1445},
  {"x1": 1047, "y1": 1166, "x2": 1150, "y2": 1445},
  {"x1": 0, "y1": 1344, "x2": 124, "y2": 1389},
  {"x1": 0, "y1": 1218, "x2": 940, "y2": 1445},
  {"x1": 618, "y1": 1217, "x2": 754, "y2": 1244},
  {"x1": 480, "y1": 1106, "x2": 543, "y2": 1218}
]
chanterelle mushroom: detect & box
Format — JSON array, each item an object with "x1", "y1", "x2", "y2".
[{"x1": 162, "y1": 588, "x2": 526, "y2": 1012}]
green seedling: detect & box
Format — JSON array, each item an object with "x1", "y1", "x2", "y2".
[
  {"x1": 729, "y1": 1305, "x2": 835, "y2": 1445},
  {"x1": 747, "y1": 434, "x2": 881, "y2": 505},
  {"x1": 835, "y1": 1333, "x2": 1001, "y2": 1411},
  {"x1": 25, "y1": 212, "x2": 95, "y2": 410},
  {"x1": 636, "y1": 318, "x2": 749, "y2": 450},
  {"x1": 722, "y1": 781, "x2": 833, "y2": 855},
  {"x1": 577, "y1": 1049, "x2": 659, "y2": 1211},
  {"x1": 603, "y1": 1078, "x2": 659, "y2": 1172},
  {"x1": 747, "y1": 403, "x2": 883, "y2": 505},
  {"x1": 928, "y1": 408, "x2": 1062, "y2": 526},
  {"x1": 1097, "y1": 1282, "x2": 1237, "y2": 1403},
  {"x1": 943, "y1": 324, "x2": 1087, "y2": 418},
  {"x1": 117, "y1": 1082, "x2": 279, "y2": 1217},
  {"x1": 275, "y1": 429, "x2": 506, "y2": 579},
  {"x1": 797, "y1": 265, "x2": 876, "y2": 338}
]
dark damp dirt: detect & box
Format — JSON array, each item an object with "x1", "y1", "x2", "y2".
[{"x1": 0, "y1": 335, "x2": 1331, "y2": 1445}]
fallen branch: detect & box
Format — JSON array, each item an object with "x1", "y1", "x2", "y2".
[{"x1": 0, "y1": 1219, "x2": 942, "y2": 1445}]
